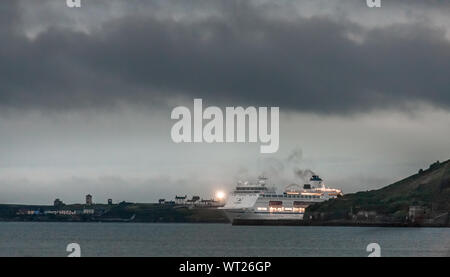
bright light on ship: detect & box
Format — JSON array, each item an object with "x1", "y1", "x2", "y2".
[{"x1": 215, "y1": 191, "x2": 226, "y2": 200}]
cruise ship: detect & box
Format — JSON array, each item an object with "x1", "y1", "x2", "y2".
[{"x1": 221, "y1": 175, "x2": 343, "y2": 223}]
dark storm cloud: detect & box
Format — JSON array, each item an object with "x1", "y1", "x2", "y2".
[{"x1": 1, "y1": 0, "x2": 450, "y2": 114}]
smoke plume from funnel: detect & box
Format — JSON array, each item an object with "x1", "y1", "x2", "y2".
[
  {"x1": 287, "y1": 148, "x2": 316, "y2": 183},
  {"x1": 235, "y1": 148, "x2": 317, "y2": 188},
  {"x1": 295, "y1": 169, "x2": 316, "y2": 183},
  {"x1": 287, "y1": 148, "x2": 303, "y2": 164}
]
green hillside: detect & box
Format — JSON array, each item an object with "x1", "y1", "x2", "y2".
[{"x1": 307, "y1": 159, "x2": 450, "y2": 220}]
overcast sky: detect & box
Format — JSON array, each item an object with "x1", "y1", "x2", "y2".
[{"x1": 1, "y1": 0, "x2": 450, "y2": 204}]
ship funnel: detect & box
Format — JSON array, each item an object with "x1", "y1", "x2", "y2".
[
  {"x1": 257, "y1": 176, "x2": 268, "y2": 186},
  {"x1": 309, "y1": 175, "x2": 323, "y2": 188}
]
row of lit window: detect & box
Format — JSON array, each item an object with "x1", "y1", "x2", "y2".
[
  {"x1": 257, "y1": 207, "x2": 305, "y2": 212},
  {"x1": 236, "y1": 187, "x2": 267, "y2": 190},
  {"x1": 262, "y1": 194, "x2": 320, "y2": 199}
]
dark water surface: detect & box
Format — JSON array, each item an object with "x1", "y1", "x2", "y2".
[{"x1": 0, "y1": 222, "x2": 449, "y2": 257}]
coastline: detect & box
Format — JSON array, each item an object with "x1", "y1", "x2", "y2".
[
  {"x1": 232, "y1": 218, "x2": 450, "y2": 228},
  {"x1": 1, "y1": 218, "x2": 449, "y2": 228},
  {"x1": 0, "y1": 203, "x2": 230, "y2": 224},
  {"x1": 2, "y1": 202, "x2": 449, "y2": 227}
]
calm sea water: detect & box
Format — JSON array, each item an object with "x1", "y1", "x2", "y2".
[{"x1": 0, "y1": 222, "x2": 449, "y2": 257}]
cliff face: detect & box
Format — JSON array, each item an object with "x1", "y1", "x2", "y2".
[{"x1": 307, "y1": 159, "x2": 450, "y2": 219}]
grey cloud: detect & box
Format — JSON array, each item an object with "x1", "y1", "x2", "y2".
[{"x1": 1, "y1": 0, "x2": 450, "y2": 114}]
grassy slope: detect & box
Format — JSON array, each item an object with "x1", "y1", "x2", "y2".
[
  {"x1": 307, "y1": 159, "x2": 450, "y2": 218},
  {"x1": 97, "y1": 203, "x2": 229, "y2": 223}
]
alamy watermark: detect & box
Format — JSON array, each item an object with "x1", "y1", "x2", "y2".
[
  {"x1": 61, "y1": 241, "x2": 380, "y2": 257},
  {"x1": 366, "y1": 243, "x2": 381, "y2": 257},
  {"x1": 66, "y1": 1, "x2": 381, "y2": 9},
  {"x1": 171, "y1": 99, "x2": 279, "y2": 154},
  {"x1": 66, "y1": 0, "x2": 81, "y2": 8},
  {"x1": 367, "y1": 0, "x2": 381, "y2": 8},
  {"x1": 66, "y1": 242, "x2": 81, "y2": 257}
]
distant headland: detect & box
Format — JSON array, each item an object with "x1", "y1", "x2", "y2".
[
  {"x1": 1, "y1": 160, "x2": 450, "y2": 227},
  {"x1": 0, "y1": 194, "x2": 228, "y2": 223}
]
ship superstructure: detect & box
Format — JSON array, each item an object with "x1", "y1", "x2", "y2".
[{"x1": 221, "y1": 175, "x2": 342, "y2": 223}]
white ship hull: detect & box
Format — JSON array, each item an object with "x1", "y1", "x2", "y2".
[{"x1": 223, "y1": 209, "x2": 304, "y2": 222}]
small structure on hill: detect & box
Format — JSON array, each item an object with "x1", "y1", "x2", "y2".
[
  {"x1": 54, "y1": 198, "x2": 65, "y2": 207},
  {"x1": 175, "y1": 195, "x2": 187, "y2": 205},
  {"x1": 86, "y1": 194, "x2": 93, "y2": 205},
  {"x1": 409, "y1": 206, "x2": 429, "y2": 223}
]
